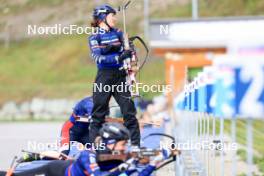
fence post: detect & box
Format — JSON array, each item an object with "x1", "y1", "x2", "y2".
[
  {"x1": 206, "y1": 114, "x2": 210, "y2": 176},
  {"x1": 231, "y1": 118, "x2": 237, "y2": 176},
  {"x1": 220, "y1": 117, "x2": 225, "y2": 176},
  {"x1": 247, "y1": 118, "x2": 253, "y2": 176}
]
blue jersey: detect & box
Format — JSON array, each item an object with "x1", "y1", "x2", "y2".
[
  {"x1": 69, "y1": 97, "x2": 93, "y2": 128},
  {"x1": 65, "y1": 150, "x2": 156, "y2": 176},
  {"x1": 60, "y1": 97, "x2": 93, "y2": 154},
  {"x1": 88, "y1": 28, "x2": 124, "y2": 69}
]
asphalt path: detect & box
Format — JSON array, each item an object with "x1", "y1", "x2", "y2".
[{"x1": 0, "y1": 122, "x2": 63, "y2": 170}]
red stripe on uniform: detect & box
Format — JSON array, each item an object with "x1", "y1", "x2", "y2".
[
  {"x1": 91, "y1": 45, "x2": 104, "y2": 49},
  {"x1": 68, "y1": 164, "x2": 72, "y2": 176},
  {"x1": 84, "y1": 170, "x2": 90, "y2": 176},
  {"x1": 92, "y1": 41, "x2": 121, "y2": 49},
  {"x1": 60, "y1": 120, "x2": 74, "y2": 146}
]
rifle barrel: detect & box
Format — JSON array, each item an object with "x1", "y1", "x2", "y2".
[{"x1": 124, "y1": 1, "x2": 131, "y2": 9}]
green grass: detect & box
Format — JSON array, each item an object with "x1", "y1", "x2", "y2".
[
  {"x1": 0, "y1": 34, "x2": 95, "y2": 103},
  {"x1": 151, "y1": 2, "x2": 192, "y2": 19},
  {"x1": 151, "y1": 0, "x2": 264, "y2": 19},
  {"x1": 138, "y1": 58, "x2": 165, "y2": 99},
  {"x1": 0, "y1": 34, "x2": 165, "y2": 103},
  {"x1": 237, "y1": 149, "x2": 247, "y2": 161},
  {"x1": 212, "y1": 119, "x2": 264, "y2": 173},
  {"x1": 188, "y1": 68, "x2": 202, "y2": 82},
  {"x1": 213, "y1": 119, "x2": 264, "y2": 155},
  {"x1": 0, "y1": 0, "x2": 65, "y2": 15},
  {"x1": 199, "y1": 0, "x2": 264, "y2": 17},
  {"x1": 25, "y1": 0, "x2": 65, "y2": 7}
]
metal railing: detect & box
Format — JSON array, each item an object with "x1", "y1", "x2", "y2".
[{"x1": 172, "y1": 46, "x2": 264, "y2": 176}]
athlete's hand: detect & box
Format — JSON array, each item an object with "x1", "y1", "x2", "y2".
[
  {"x1": 118, "y1": 158, "x2": 136, "y2": 172},
  {"x1": 104, "y1": 44, "x2": 121, "y2": 53},
  {"x1": 119, "y1": 50, "x2": 132, "y2": 62},
  {"x1": 149, "y1": 148, "x2": 171, "y2": 166}
]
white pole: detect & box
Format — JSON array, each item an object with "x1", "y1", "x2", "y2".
[
  {"x1": 192, "y1": 0, "x2": 199, "y2": 20},
  {"x1": 212, "y1": 117, "x2": 216, "y2": 176},
  {"x1": 231, "y1": 118, "x2": 237, "y2": 176},
  {"x1": 206, "y1": 114, "x2": 210, "y2": 176},
  {"x1": 220, "y1": 118, "x2": 225, "y2": 176},
  {"x1": 170, "y1": 65, "x2": 178, "y2": 176}
]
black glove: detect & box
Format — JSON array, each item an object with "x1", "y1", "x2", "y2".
[
  {"x1": 119, "y1": 50, "x2": 132, "y2": 62},
  {"x1": 103, "y1": 44, "x2": 121, "y2": 54}
]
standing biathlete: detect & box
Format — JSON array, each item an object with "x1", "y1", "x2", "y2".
[
  {"x1": 88, "y1": 4, "x2": 140, "y2": 146},
  {"x1": 60, "y1": 97, "x2": 93, "y2": 155}
]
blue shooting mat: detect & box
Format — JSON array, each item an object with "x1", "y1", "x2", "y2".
[
  {"x1": 141, "y1": 124, "x2": 165, "y2": 149},
  {"x1": 15, "y1": 160, "x2": 52, "y2": 173}
]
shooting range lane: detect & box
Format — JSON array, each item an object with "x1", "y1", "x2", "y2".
[
  {"x1": 0, "y1": 122, "x2": 62, "y2": 170},
  {"x1": 0, "y1": 120, "x2": 169, "y2": 170}
]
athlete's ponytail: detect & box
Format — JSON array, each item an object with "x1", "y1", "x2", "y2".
[{"x1": 91, "y1": 19, "x2": 101, "y2": 27}]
